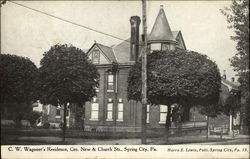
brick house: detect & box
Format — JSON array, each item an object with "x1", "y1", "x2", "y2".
[
  {"x1": 40, "y1": 6, "x2": 241, "y2": 134},
  {"x1": 40, "y1": 6, "x2": 187, "y2": 131},
  {"x1": 84, "y1": 6, "x2": 187, "y2": 132}
]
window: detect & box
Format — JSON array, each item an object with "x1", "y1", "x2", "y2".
[
  {"x1": 107, "y1": 98, "x2": 113, "y2": 121},
  {"x1": 150, "y1": 43, "x2": 176, "y2": 52},
  {"x1": 159, "y1": 105, "x2": 168, "y2": 123},
  {"x1": 107, "y1": 74, "x2": 114, "y2": 91},
  {"x1": 147, "y1": 105, "x2": 150, "y2": 123},
  {"x1": 170, "y1": 44, "x2": 175, "y2": 50},
  {"x1": 56, "y1": 108, "x2": 61, "y2": 118},
  {"x1": 92, "y1": 48, "x2": 100, "y2": 64},
  {"x1": 117, "y1": 98, "x2": 123, "y2": 121},
  {"x1": 90, "y1": 97, "x2": 99, "y2": 120},
  {"x1": 56, "y1": 109, "x2": 60, "y2": 116},
  {"x1": 150, "y1": 43, "x2": 161, "y2": 51},
  {"x1": 162, "y1": 43, "x2": 170, "y2": 51}
]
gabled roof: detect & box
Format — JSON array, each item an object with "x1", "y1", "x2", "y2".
[
  {"x1": 87, "y1": 7, "x2": 187, "y2": 64},
  {"x1": 112, "y1": 36, "x2": 143, "y2": 64},
  {"x1": 172, "y1": 30, "x2": 187, "y2": 50},
  {"x1": 148, "y1": 6, "x2": 177, "y2": 44},
  {"x1": 221, "y1": 78, "x2": 240, "y2": 91},
  {"x1": 112, "y1": 39, "x2": 130, "y2": 64},
  {"x1": 172, "y1": 31, "x2": 179, "y2": 39},
  {"x1": 87, "y1": 43, "x2": 117, "y2": 63},
  {"x1": 96, "y1": 43, "x2": 117, "y2": 63}
]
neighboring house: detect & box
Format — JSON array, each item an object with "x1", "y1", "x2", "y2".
[
  {"x1": 208, "y1": 71, "x2": 241, "y2": 134},
  {"x1": 32, "y1": 102, "x2": 43, "y2": 112},
  {"x1": 41, "y1": 104, "x2": 71, "y2": 128},
  {"x1": 190, "y1": 71, "x2": 241, "y2": 134}
]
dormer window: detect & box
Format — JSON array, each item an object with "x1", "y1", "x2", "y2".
[{"x1": 92, "y1": 48, "x2": 100, "y2": 64}]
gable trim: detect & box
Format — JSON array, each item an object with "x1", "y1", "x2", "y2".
[
  {"x1": 87, "y1": 43, "x2": 112, "y2": 64},
  {"x1": 176, "y1": 31, "x2": 187, "y2": 50},
  {"x1": 95, "y1": 44, "x2": 112, "y2": 63}
]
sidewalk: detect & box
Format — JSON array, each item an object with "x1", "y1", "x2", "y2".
[{"x1": 7, "y1": 134, "x2": 249, "y2": 145}]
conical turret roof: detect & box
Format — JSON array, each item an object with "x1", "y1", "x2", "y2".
[{"x1": 148, "y1": 6, "x2": 177, "y2": 43}]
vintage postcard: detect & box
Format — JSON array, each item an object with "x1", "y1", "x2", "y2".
[{"x1": 1, "y1": 0, "x2": 249, "y2": 159}]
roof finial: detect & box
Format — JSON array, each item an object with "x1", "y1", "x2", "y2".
[{"x1": 160, "y1": 5, "x2": 164, "y2": 8}]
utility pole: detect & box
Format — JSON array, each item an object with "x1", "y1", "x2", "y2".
[{"x1": 141, "y1": 0, "x2": 148, "y2": 144}]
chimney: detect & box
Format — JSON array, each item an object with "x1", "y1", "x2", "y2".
[
  {"x1": 222, "y1": 70, "x2": 226, "y2": 79},
  {"x1": 130, "y1": 16, "x2": 141, "y2": 61},
  {"x1": 231, "y1": 77, "x2": 235, "y2": 82}
]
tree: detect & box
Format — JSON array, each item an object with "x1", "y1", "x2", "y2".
[
  {"x1": 38, "y1": 44, "x2": 99, "y2": 142},
  {"x1": 221, "y1": 0, "x2": 249, "y2": 133},
  {"x1": 223, "y1": 91, "x2": 241, "y2": 117},
  {"x1": 127, "y1": 50, "x2": 221, "y2": 142},
  {"x1": 0, "y1": 0, "x2": 7, "y2": 7},
  {"x1": 0, "y1": 54, "x2": 38, "y2": 125},
  {"x1": 26, "y1": 111, "x2": 42, "y2": 127}
]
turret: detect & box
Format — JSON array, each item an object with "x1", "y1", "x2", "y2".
[{"x1": 148, "y1": 5, "x2": 177, "y2": 52}]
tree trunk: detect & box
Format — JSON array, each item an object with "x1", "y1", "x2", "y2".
[
  {"x1": 181, "y1": 105, "x2": 190, "y2": 122},
  {"x1": 81, "y1": 104, "x2": 85, "y2": 131},
  {"x1": 165, "y1": 106, "x2": 172, "y2": 143},
  {"x1": 62, "y1": 103, "x2": 67, "y2": 142}
]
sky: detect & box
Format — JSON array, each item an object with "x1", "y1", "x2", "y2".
[{"x1": 1, "y1": 1, "x2": 237, "y2": 80}]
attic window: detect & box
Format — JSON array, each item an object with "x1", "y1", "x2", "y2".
[{"x1": 92, "y1": 48, "x2": 100, "y2": 64}]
